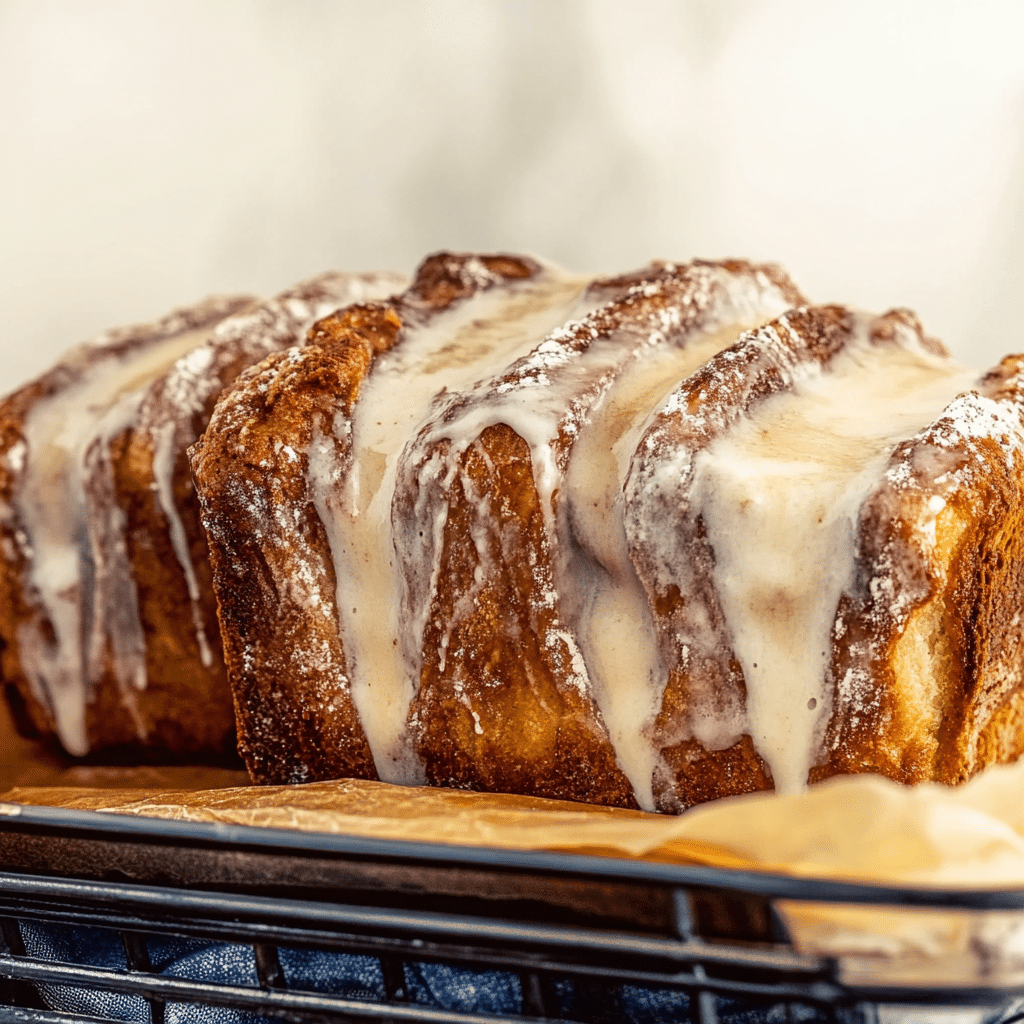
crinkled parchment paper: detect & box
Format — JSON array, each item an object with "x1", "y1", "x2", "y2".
[
  {"x1": 6, "y1": 698, "x2": 1024, "y2": 976},
  {"x1": 7, "y1": 763, "x2": 1024, "y2": 886}
]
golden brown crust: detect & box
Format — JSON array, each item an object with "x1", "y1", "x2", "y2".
[
  {"x1": 654, "y1": 735, "x2": 774, "y2": 810},
  {"x1": 193, "y1": 253, "x2": 539, "y2": 785},
  {"x1": 818, "y1": 381, "x2": 1024, "y2": 785},
  {"x1": 190, "y1": 309, "x2": 401, "y2": 784},
  {"x1": 408, "y1": 424, "x2": 638, "y2": 807},
  {"x1": 103, "y1": 425, "x2": 236, "y2": 758},
  {"x1": 403, "y1": 252, "x2": 540, "y2": 311}
]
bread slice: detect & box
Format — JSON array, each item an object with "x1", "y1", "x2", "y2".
[
  {"x1": 625, "y1": 305, "x2": 1024, "y2": 810},
  {"x1": 0, "y1": 271, "x2": 401, "y2": 760},
  {"x1": 193, "y1": 253, "x2": 581, "y2": 784}
]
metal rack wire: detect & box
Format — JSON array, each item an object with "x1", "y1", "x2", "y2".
[{"x1": 1, "y1": 801, "x2": 1023, "y2": 1023}]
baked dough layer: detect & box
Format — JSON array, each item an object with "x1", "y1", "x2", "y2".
[{"x1": 0, "y1": 271, "x2": 402, "y2": 760}]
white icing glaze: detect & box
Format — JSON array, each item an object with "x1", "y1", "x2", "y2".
[
  {"x1": 397, "y1": 317, "x2": 638, "y2": 746},
  {"x1": 692, "y1": 315, "x2": 979, "y2": 794},
  {"x1": 16, "y1": 324, "x2": 216, "y2": 755},
  {"x1": 148, "y1": 274, "x2": 395, "y2": 668},
  {"x1": 309, "y1": 268, "x2": 591, "y2": 783},
  {"x1": 152, "y1": 418, "x2": 214, "y2": 668},
  {"x1": 566, "y1": 324, "x2": 772, "y2": 809}
]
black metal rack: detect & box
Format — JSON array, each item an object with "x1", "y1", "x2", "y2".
[{"x1": 1, "y1": 800, "x2": 1023, "y2": 1023}]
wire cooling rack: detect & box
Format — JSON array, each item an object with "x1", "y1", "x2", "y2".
[{"x1": 1, "y1": 801, "x2": 1023, "y2": 1023}]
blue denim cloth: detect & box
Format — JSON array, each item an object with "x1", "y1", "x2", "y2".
[{"x1": 14, "y1": 920, "x2": 1020, "y2": 1023}]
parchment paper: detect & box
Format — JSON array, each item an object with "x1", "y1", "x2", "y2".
[
  {"x1": 7, "y1": 759, "x2": 1024, "y2": 885},
  {"x1": 7, "y1": 701, "x2": 1024, "y2": 972}
]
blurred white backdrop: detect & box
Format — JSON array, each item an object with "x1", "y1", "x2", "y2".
[{"x1": 1, "y1": 0, "x2": 1023, "y2": 392}]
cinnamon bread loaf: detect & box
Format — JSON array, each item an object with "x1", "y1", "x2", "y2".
[{"x1": 12, "y1": 248, "x2": 1024, "y2": 816}]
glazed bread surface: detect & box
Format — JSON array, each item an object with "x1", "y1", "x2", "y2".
[
  {"x1": 18, "y1": 247, "x2": 1021, "y2": 812},
  {"x1": 191, "y1": 252, "x2": 810, "y2": 803},
  {"x1": 0, "y1": 270, "x2": 403, "y2": 760},
  {"x1": 626, "y1": 305, "x2": 1024, "y2": 809}
]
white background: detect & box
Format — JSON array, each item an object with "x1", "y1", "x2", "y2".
[{"x1": 2, "y1": 0, "x2": 1023, "y2": 392}]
